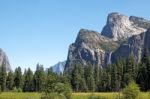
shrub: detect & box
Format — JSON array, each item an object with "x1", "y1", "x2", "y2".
[
  {"x1": 42, "y1": 83, "x2": 72, "y2": 99},
  {"x1": 12, "y1": 87, "x2": 22, "y2": 92},
  {"x1": 122, "y1": 81, "x2": 140, "y2": 99},
  {"x1": 41, "y1": 93, "x2": 65, "y2": 99}
]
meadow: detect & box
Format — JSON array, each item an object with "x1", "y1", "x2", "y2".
[{"x1": 0, "y1": 92, "x2": 149, "y2": 99}]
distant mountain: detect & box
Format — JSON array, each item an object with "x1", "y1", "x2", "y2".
[
  {"x1": 0, "y1": 48, "x2": 11, "y2": 71},
  {"x1": 65, "y1": 12, "x2": 150, "y2": 72},
  {"x1": 51, "y1": 61, "x2": 66, "y2": 74}
]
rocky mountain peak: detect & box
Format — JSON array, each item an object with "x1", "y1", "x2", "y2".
[
  {"x1": 0, "y1": 48, "x2": 11, "y2": 71},
  {"x1": 101, "y1": 12, "x2": 148, "y2": 41}
]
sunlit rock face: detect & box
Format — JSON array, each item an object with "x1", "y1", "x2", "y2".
[
  {"x1": 65, "y1": 12, "x2": 150, "y2": 73},
  {"x1": 0, "y1": 48, "x2": 11, "y2": 72},
  {"x1": 101, "y1": 12, "x2": 148, "y2": 41}
]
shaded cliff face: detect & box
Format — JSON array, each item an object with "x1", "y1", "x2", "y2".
[
  {"x1": 65, "y1": 12, "x2": 150, "y2": 72},
  {"x1": 0, "y1": 49, "x2": 11, "y2": 71},
  {"x1": 112, "y1": 33, "x2": 145, "y2": 63}
]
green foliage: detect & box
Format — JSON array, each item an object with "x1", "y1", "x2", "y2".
[
  {"x1": 85, "y1": 64, "x2": 95, "y2": 92},
  {"x1": 12, "y1": 87, "x2": 22, "y2": 92},
  {"x1": 54, "y1": 83, "x2": 72, "y2": 99},
  {"x1": 43, "y1": 83, "x2": 72, "y2": 99},
  {"x1": 14, "y1": 67, "x2": 23, "y2": 89},
  {"x1": 41, "y1": 93, "x2": 65, "y2": 99},
  {"x1": 0, "y1": 61, "x2": 7, "y2": 91},
  {"x1": 33, "y1": 64, "x2": 46, "y2": 92},
  {"x1": 23, "y1": 68, "x2": 34, "y2": 92},
  {"x1": 6, "y1": 71, "x2": 14, "y2": 90},
  {"x1": 122, "y1": 81, "x2": 140, "y2": 99},
  {"x1": 137, "y1": 48, "x2": 150, "y2": 91},
  {"x1": 71, "y1": 63, "x2": 87, "y2": 92}
]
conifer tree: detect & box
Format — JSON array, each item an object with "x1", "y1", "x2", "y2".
[
  {"x1": 14, "y1": 67, "x2": 23, "y2": 89},
  {"x1": 33, "y1": 63, "x2": 46, "y2": 92},
  {"x1": 6, "y1": 71, "x2": 14, "y2": 90},
  {"x1": 0, "y1": 61, "x2": 7, "y2": 91},
  {"x1": 23, "y1": 68, "x2": 33, "y2": 92}
]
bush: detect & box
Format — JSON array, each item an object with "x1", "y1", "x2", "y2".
[
  {"x1": 54, "y1": 83, "x2": 72, "y2": 99},
  {"x1": 41, "y1": 93, "x2": 66, "y2": 99},
  {"x1": 12, "y1": 87, "x2": 22, "y2": 92},
  {"x1": 42, "y1": 83, "x2": 72, "y2": 99},
  {"x1": 122, "y1": 81, "x2": 140, "y2": 99}
]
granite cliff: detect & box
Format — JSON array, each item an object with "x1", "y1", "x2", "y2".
[{"x1": 65, "y1": 12, "x2": 150, "y2": 72}]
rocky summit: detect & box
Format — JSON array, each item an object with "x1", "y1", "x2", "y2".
[
  {"x1": 101, "y1": 12, "x2": 149, "y2": 41},
  {"x1": 65, "y1": 12, "x2": 150, "y2": 72},
  {"x1": 0, "y1": 48, "x2": 11, "y2": 71}
]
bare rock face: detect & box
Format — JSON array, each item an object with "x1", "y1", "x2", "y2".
[
  {"x1": 144, "y1": 29, "x2": 150, "y2": 53},
  {"x1": 101, "y1": 12, "x2": 147, "y2": 41},
  {"x1": 65, "y1": 12, "x2": 150, "y2": 72},
  {"x1": 65, "y1": 29, "x2": 118, "y2": 71},
  {"x1": 112, "y1": 33, "x2": 145, "y2": 63},
  {"x1": 0, "y1": 48, "x2": 11, "y2": 71}
]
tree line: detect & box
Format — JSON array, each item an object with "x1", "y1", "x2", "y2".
[
  {"x1": 0, "y1": 63, "x2": 70, "y2": 93},
  {"x1": 0, "y1": 48, "x2": 150, "y2": 93}
]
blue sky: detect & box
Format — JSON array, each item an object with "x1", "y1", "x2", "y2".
[{"x1": 0, "y1": 0, "x2": 150, "y2": 71}]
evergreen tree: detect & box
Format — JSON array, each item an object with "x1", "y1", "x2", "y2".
[
  {"x1": 6, "y1": 71, "x2": 14, "y2": 90},
  {"x1": 0, "y1": 61, "x2": 7, "y2": 91},
  {"x1": 137, "y1": 48, "x2": 150, "y2": 91},
  {"x1": 126, "y1": 54, "x2": 136, "y2": 81},
  {"x1": 84, "y1": 64, "x2": 95, "y2": 92},
  {"x1": 110, "y1": 64, "x2": 118, "y2": 91},
  {"x1": 14, "y1": 67, "x2": 23, "y2": 89},
  {"x1": 23, "y1": 68, "x2": 33, "y2": 92},
  {"x1": 116, "y1": 59, "x2": 124, "y2": 91},
  {"x1": 33, "y1": 63, "x2": 46, "y2": 92},
  {"x1": 45, "y1": 68, "x2": 57, "y2": 93},
  {"x1": 99, "y1": 70, "x2": 111, "y2": 92},
  {"x1": 94, "y1": 65, "x2": 100, "y2": 91},
  {"x1": 71, "y1": 64, "x2": 81, "y2": 92}
]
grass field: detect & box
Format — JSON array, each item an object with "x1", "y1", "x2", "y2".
[{"x1": 0, "y1": 92, "x2": 149, "y2": 99}]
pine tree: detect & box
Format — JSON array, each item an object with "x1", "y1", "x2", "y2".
[
  {"x1": 110, "y1": 64, "x2": 118, "y2": 91},
  {"x1": 6, "y1": 71, "x2": 14, "y2": 90},
  {"x1": 116, "y1": 59, "x2": 124, "y2": 91},
  {"x1": 94, "y1": 65, "x2": 100, "y2": 91},
  {"x1": 126, "y1": 54, "x2": 136, "y2": 81},
  {"x1": 45, "y1": 68, "x2": 57, "y2": 93},
  {"x1": 137, "y1": 48, "x2": 149, "y2": 91},
  {"x1": 84, "y1": 64, "x2": 95, "y2": 92},
  {"x1": 71, "y1": 64, "x2": 80, "y2": 91},
  {"x1": 0, "y1": 61, "x2": 7, "y2": 91},
  {"x1": 23, "y1": 68, "x2": 33, "y2": 92},
  {"x1": 33, "y1": 63, "x2": 46, "y2": 92},
  {"x1": 14, "y1": 67, "x2": 23, "y2": 89}
]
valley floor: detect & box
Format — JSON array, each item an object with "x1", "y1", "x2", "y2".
[{"x1": 0, "y1": 92, "x2": 149, "y2": 99}]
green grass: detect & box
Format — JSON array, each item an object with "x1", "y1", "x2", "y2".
[
  {"x1": 0, "y1": 92, "x2": 41, "y2": 99},
  {"x1": 0, "y1": 92, "x2": 149, "y2": 99}
]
